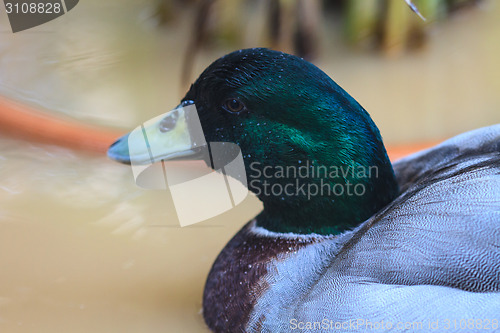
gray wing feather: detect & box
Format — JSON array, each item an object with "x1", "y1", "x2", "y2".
[
  {"x1": 341, "y1": 124, "x2": 500, "y2": 291},
  {"x1": 303, "y1": 125, "x2": 500, "y2": 330}
]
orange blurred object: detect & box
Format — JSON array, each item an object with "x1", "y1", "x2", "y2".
[
  {"x1": 0, "y1": 96, "x2": 124, "y2": 154},
  {"x1": 386, "y1": 142, "x2": 439, "y2": 161}
]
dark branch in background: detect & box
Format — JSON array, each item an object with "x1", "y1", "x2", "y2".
[
  {"x1": 181, "y1": 0, "x2": 215, "y2": 94},
  {"x1": 169, "y1": 0, "x2": 483, "y2": 90}
]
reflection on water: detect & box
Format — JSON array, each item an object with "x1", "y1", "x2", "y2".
[
  {"x1": 0, "y1": 137, "x2": 260, "y2": 332},
  {"x1": 0, "y1": 0, "x2": 499, "y2": 332}
]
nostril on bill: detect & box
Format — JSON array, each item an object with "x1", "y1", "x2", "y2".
[{"x1": 159, "y1": 110, "x2": 179, "y2": 133}]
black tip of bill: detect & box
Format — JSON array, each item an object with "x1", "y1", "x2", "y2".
[{"x1": 107, "y1": 133, "x2": 131, "y2": 164}]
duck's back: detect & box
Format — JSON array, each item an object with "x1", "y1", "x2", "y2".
[
  {"x1": 248, "y1": 125, "x2": 500, "y2": 332},
  {"x1": 340, "y1": 124, "x2": 500, "y2": 292}
]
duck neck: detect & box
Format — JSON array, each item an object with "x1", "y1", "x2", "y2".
[{"x1": 251, "y1": 144, "x2": 399, "y2": 236}]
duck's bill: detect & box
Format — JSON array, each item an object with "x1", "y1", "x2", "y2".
[
  {"x1": 107, "y1": 103, "x2": 248, "y2": 227},
  {"x1": 107, "y1": 103, "x2": 207, "y2": 165}
]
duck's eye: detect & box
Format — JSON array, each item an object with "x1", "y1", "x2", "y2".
[{"x1": 223, "y1": 98, "x2": 245, "y2": 114}]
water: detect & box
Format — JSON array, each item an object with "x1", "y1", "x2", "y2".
[{"x1": 0, "y1": 1, "x2": 499, "y2": 332}]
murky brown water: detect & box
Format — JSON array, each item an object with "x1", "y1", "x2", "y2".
[{"x1": 0, "y1": 1, "x2": 499, "y2": 332}]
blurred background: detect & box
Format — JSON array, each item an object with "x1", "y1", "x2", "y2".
[{"x1": 0, "y1": 1, "x2": 499, "y2": 332}]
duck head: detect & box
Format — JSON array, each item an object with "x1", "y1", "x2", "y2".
[{"x1": 108, "y1": 48, "x2": 399, "y2": 235}]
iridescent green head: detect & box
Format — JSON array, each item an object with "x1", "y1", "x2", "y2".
[{"x1": 109, "y1": 48, "x2": 399, "y2": 235}]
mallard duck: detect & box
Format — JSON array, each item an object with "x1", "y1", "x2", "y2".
[{"x1": 108, "y1": 48, "x2": 500, "y2": 333}]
